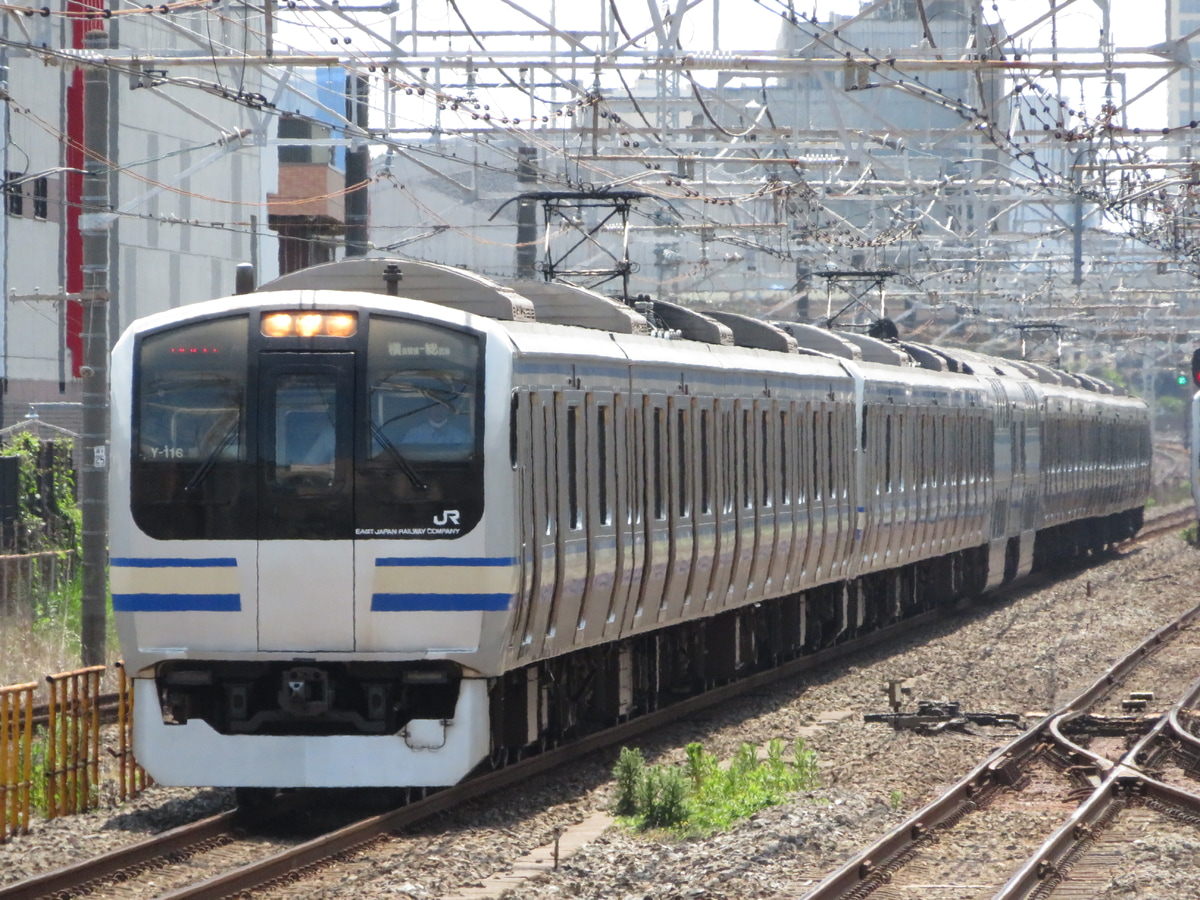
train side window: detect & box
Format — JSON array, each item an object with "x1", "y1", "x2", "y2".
[
  {"x1": 676, "y1": 403, "x2": 690, "y2": 518},
  {"x1": 916, "y1": 412, "x2": 925, "y2": 489},
  {"x1": 652, "y1": 403, "x2": 665, "y2": 521},
  {"x1": 826, "y1": 408, "x2": 836, "y2": 501},
  {"x1": 510, "y1": 393, "x2": 520, "y2": 468},
  {"x1": 544, "y1": 400, "x2": 555, "y2": 536},
  {"x1": 719, "y1": 403, "x2": 730, "y2": 512},
  {"x1": 779, "y1": 408, "x2": 789, "y2": 505},
  {"x1": 597, "y1": 404, "x2": 611, "y2": 526},
  {"x1": 829, "y1": 408, "x2": 840, "y2": 500},
  {"x1": 700, "y1": 407, "x2": 712, "y2": 515},
  {"x1": 812, "y1": 408, "x2": 823, "y2": 502},
  {"x1": 884, "y1": 413, "x2": 893, "y2": 493},
  {"x1": 567, "y1": 405, "x2": 581, "y2": 530},
  {"x1": 742, "y1": 408, "x2": 753, "y2": 510}
]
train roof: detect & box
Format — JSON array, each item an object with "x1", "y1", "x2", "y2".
[{"x1": 249, "y1": 257, "x2": 1122, "y2": 396}]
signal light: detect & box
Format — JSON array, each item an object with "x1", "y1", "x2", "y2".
[
  {"x1": 260, "y1": 311, "x2": 358, "y2": 338},
  {"x1": 1178, "y1": 374, "x2": 1189, "y2": 386}
]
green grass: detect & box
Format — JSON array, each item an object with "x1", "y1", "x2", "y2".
[
  {"x1": 612, "y1": 738, "x2": 819, "y2": 837},
  {"x1": 0, "y1": 564, "x2": 118, "y2": 687}
]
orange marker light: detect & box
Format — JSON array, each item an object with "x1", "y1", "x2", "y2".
[
  {"x1": 261, "y1": 312, "x2": 293, "y2": 337},
  {"x1": 324, "y1": 313, "x2": 358, "y2": 337},
  {"x1": 295, "y1": 314, "x2": 324, "y2": 337},
  {"x1": 261, "y1": 311, "x2": 358, "y2": 337}
]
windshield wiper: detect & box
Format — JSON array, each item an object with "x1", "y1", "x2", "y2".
[
  {"x1": 183, "y1": 419, "x2": 240, "y2": 493},
  {"x1": 369, "y1": 420, "x2": 428, "y2": 491}
]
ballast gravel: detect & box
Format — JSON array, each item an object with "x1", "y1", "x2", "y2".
[{"x1": 4, "y1": 525, "x2": 1200, "y2": 899}]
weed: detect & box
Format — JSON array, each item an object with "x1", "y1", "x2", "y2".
[
  {"x1": 611, "y1": 738, "x2": 820, "y2": 837},
  {"x1": 612, "y1": 746, "x2": 644, "y2": 817},
  {"x1": 638, "y1": 765, "x2": 689, "y2": 829}
]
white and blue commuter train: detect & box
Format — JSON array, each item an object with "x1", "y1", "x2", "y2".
[{"x1": 110, "y1": 258, "x2": 1152, "y2": 789}]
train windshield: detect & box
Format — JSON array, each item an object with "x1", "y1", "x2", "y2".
[
  {"x1": 367, "y1": 319, "x2": 477, "y2": 463},
  {"x1": 131, "y1": 312, "x2": 484, "y2": 541},
  {"x1": 355, "y1": 317, "x2": 483, "y2": 536},
  {"x1": 133, "y1": 317, "x2": 252, "y2": 539}
]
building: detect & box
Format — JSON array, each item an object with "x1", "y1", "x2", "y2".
[{"x1": 0, "y1": 1, "x2": 278, "y2": 433}]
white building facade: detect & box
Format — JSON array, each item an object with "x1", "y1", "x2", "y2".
[{"x1": 1, "y1": 1, "x2": 279, "y2": 432}]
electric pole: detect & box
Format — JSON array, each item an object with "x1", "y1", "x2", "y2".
[{"x1": 80, "y1": 29, "x2": 112, "y2": 667}]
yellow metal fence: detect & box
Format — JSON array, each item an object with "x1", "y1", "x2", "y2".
[
  {"x1": 0, "y1": 663, "x2": 149, "y2": 842},
  {"x1": 0, "y1": 681, "x2": 35, "y2": 840},
  {"x1": 115, "y1": 662, "x2": 150, "y2": 802},
  {"x1": 44, "y1": 665, "x2": 103, "y2": 818}
]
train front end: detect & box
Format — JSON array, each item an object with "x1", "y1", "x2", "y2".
[{"x1": 109, "y1": 292, "x2": 518, "y2": 788}]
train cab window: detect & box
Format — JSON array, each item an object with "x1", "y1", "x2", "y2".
[
  {"x1": 269, "y1": 373, "x2": 338, "y2": 488},
  {"x1": 358, "y1": 315, "x2": 484, "y2": 538},
  {"x1": 136, "y1": 317, "x2": 248, "y2": 465},
  {"x1": 132, "y1": 316, "x2": 252, "y2": 540},
  {"x1": 366, "y1": 318, "x2": 478, "y2": 464}
]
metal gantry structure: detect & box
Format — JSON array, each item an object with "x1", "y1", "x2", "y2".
[
  {"x1": 10, "y1": 0, "x2": 1200, "y2": 664},
  {"x1": 25, "y1": 1, "x2": 1200, "y2": 361}
]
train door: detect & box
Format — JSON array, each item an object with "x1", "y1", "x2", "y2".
[
  {"x1": 255, "y1": 352, "x2": 356, "y2": 652},
  {"x1": 578, "y1": 393, "x2": 618, "y2": 645},
  {"x1": 604, "y1": 392, "x2": 642, "y2": 641},
  {"x1": 659, "y1": 395, "x2": 693, "y2": 623},
  {"x1": 522, "y1": 392, "x2": 560, "y2": 659},
  {"x1": 545, "y1": 391, "x2": 587, "y2": 655},
  {"x1": 510, "y1": 389, "x2": 539, "y2": 661},
  {"x1": 702, "y1": 399, "x2": 734, "y2": 613},
  {"x1": 747, "y1": 402, "x2": 774, "y2": 601},
  {"x1": 689, "y1": 400, "x2": 717, "y2": 614}
]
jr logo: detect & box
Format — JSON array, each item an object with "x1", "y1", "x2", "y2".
[{"x1": 433, "y1": 509, "x2": 461, "y2": 526}]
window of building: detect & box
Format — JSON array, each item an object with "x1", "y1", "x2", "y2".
[
  {"x1": 32, "y1": 177, "x2": 48, "y2": 220},
  {"x1": 5, "y1": 173, "x2": 22, "y2": 217}
]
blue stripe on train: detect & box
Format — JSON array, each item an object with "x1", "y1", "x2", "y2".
[
  {"x1": 111, "y1": 558, "x2": 237, "y2": 568},
  {"x1": 371, "y1": 592, "x2": 511, "y2": 612},
  {"x1": 374, "y1": 557, "x2": 516, "y2": 567},
  {"x1": 112, "y1": 593, "x2": 241, "y2": 612}
]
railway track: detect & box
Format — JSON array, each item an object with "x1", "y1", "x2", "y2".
[
  {"x1": 4, "y1": 514, "x2": 1193, "y2": 900},
  {"x1": 2, "y1": 576, "x2": 1052, "y2": 900},
  {"x1": 1122, "y1": 503, "x2": 1193, "y2": 545},
  {"x1": 801, "y1": 594, "x2": 1200, "y2": 900}
]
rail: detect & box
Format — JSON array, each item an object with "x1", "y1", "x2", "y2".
[{"x1": 800, "y1": 595, "x2": 1200, "y2": 899}]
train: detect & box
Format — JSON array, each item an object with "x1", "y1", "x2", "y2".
[
  {"x1": 1191, "y1": 349, "x2": 1200, "y2": 524},
  {"x1": 110, "y1": 258, "x2": 1152, "y2": 789}
]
